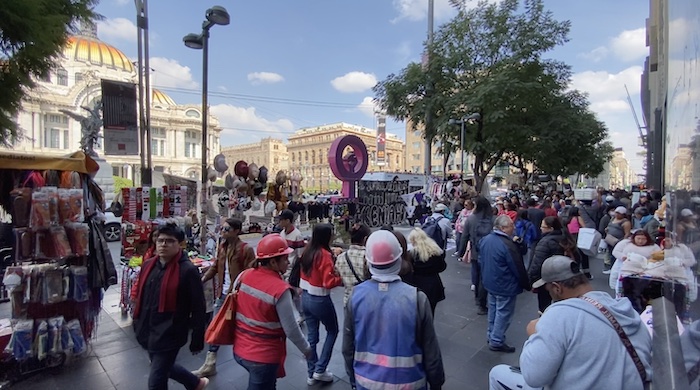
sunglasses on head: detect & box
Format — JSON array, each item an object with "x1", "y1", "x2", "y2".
[{"x1": 222, "y1": 226, "x2": 233, "y2": 232}]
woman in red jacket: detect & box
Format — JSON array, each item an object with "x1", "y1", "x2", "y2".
[{"x1": 299, "y1": 223, "x2": 342, "y2": 385}]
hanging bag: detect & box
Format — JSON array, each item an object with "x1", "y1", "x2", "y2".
[{"x1": 205, "y1": 269, "x2": 249, "y2": 345}]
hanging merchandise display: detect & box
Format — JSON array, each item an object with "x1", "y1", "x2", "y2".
[{"x1": 0, "y1": 151, "x2": 117, "y2": 386}]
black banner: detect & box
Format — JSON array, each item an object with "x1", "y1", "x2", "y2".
[
  {"x1": 102, "y1": 79, "x2": 138, "y2": 155},
  {"x1": 376, "y1": 115, "x2": 386, "y2": 166},
  {"x1": 357, "y1": 180, "x2": 408, "y2": 227}
]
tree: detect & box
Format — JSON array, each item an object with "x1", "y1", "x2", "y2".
[
  {"x1": 0, "y1": 0, "x2": 99, "y2": 146},
  {"x1": 374, "y1": 0, "x2": 611, "y2": 192}
]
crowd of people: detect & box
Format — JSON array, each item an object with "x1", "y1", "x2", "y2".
[{"x1": 129, "y1": 183, "x2": 700, "y2": 389}]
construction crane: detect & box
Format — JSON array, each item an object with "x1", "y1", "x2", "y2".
[{"x1": 625, "y1": 84, "x2": 648, "y2": 147}]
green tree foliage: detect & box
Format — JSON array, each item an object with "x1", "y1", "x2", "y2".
[
  {"x1": 0, "y1": 0, "x2": 99, "y2": 146},
  {"x1": 113, "y1": 176, "x2": 133, "y2": 194},
  {"x1": 374, "y1": 0, "x2": 613, "y2": 191}
]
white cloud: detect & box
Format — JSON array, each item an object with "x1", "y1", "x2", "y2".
[
  {"x1": 247, "y1": 72, "x2": 285, "y2": 85},
  {"x1": 216, "y1": 86, "x2": 228, "y2": 92},
  {"x1": 96, "y1": 18, "x2": 137, "y2": 43},
  {"x1": 580, "y1": 28, "x2": 647, "y2": 63},
  {"x1": 571, "y1": 66, "x2": 646, "y2": 173},
  {"x1": 331, "y1": 72, "x2": 378, "y2": 93},
  {"x1": 357, "y1": 97, "x2": 379, "y2": 118},
  {"x1": 210, "y1": 104, "x2": 294, "y2": 145},
  {"x1": 391, "y1": 0, "x2": 480, "y2": 23},
  {"x1": 609, "y1": 28, "x2": 647, "y2": 62},
  {"x1": 149, "y1": 57, "x2": 199, "y2": 89},
  {"x1": 113, "y1": 0, "x2": 129, "y2": 5}
]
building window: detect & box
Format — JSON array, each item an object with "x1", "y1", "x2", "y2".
[
  {"x1": 186, "y1": 110, "x2": 201, "y2": 118},
  {"x1": 152, "y1": 127, "x2": 166, "y2": 156},
  {"x1": 273, "y1": 144, "x2": 279, "y2": 150},
  {"x1": 274, "y1": 157, "x2": 279, "y2": 164},
  {"x1": 57, "y1": 68, "x2": 68, "y2": 86},
  {"x1": 75, "y1": 72, "x2": 83, "y2": 83},
  {"x1": 312, "y1": 150, "x2": 316, "y2": 164},
  {"x1": 412, "y1": 142, "x2": 421, "y2": 149},
  {"x1": 63, "y1": 130, "x2": 69, "y2": 150},
  {"x1": 44, "y1": 128, "x2": 61, "y2": 149},
  {"x1": 305, "y1": 151, "x2": 308, "y2": 162},
  {"x1": 40, "y1": 72, "x2": 51, "y2": 83}
]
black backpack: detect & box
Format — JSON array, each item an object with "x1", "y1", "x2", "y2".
[
  {"x1": 422, "y1": 216, "x2": 445, "y2": 249},
  {"x1": 471, "y1": 215, "x2": 494, "y2": 253}
]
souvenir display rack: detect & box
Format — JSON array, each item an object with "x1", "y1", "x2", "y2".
[{"x1": 0, "y1": 151, "x2": 116, "y2": 385}]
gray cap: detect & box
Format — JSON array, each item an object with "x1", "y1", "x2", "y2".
[{"x1": 532, "y1": 255, "x2": 583, "y2": 288}]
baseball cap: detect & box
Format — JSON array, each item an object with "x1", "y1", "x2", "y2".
[
  {"x1": 279, "y1": 209, "x2": 295, "y2": 221},
  {"x1": 681, "y1": 208, "x2": 695, "y2": 218},
  {"x1": 434, "y1": 203, "x2": 447, "y2": 212},
  {"x1": 605, "y1": 195, "x2": 615, "y2": 202},
  {"x1": 532, "y1": 255, "x2": 583, "y2": 288},
  {"x1": 614, "y1": 206, "x2": 627, "y2": 214}
]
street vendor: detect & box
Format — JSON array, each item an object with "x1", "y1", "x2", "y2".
[{"x1": 193, "y1": 218, "x2": 256, "y2": 378}]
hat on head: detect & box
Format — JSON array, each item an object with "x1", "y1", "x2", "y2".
[
  {"x1": 279, "y1": 209, "x2": 294, "y2": 221},
  {"x1": 681, "y1": 208, "x2": 695, "y2": 218},
  {"x1": 605, "y1": 195, "x2": 615, "y2": 202},
  {"x1": 434, "y1": 203, "x2": 447, "y2": 212},
  {"x1": 614, "y1": 206, "x2": 627, "y2": 214},
  {"x1": 532, "y1": 255, "x2": 583, "y2": 288},
  {"x1": 365, "y1": 230, "x2": 403, "y2": 266}
]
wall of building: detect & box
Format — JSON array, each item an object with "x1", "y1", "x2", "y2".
[{"x1": 220, "y1": 137, "x2": 289, "y2": 177}]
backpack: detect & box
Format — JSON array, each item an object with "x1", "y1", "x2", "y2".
[
  {"x1": 422, "y1": 216, "x2": 445, "y2": 249},
  {"x1": 471, "y1": 216, "x2": 494, "y2": 253}
]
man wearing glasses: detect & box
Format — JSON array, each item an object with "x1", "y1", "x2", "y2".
[
  {"x1": 133, "y1": 223, "x2": 208, "y2": 390},
  {"x1": 194, "y1": 218, "x2": 256, "y2": 378}
]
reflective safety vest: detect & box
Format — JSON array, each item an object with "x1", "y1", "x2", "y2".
[
  {"x1": 351, "y1": 280, "x2": 426, "y2": 390},
  {"x1": 233, "y1": 267, "x2": 290, "y2": 373}
]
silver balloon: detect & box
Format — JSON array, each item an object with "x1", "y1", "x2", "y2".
[
  {"x1": 207, "y1": 167, "x2": 218, "y2": 182},
  {"x1": 248, "y1": 163, "x2": 260, "y2": 180},
  {"x1": 224, "y1": 174, "x2": 234, "y2": 190},
  {"x1": 213, "y1": 154, "x2": 228, "y2": 173}
]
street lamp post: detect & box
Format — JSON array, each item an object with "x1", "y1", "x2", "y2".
[
  {"x1": 183, "y1": 5, "x2": 230, "y2": 254},
  {"x1": 448, "y1": 113, "x2": 481, "y2": 181}
]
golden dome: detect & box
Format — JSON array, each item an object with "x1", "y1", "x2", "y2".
[
  {"x1": 64, "y1": 36, "x2": 134, "y2": 73},
  {"x1": 152, "y1": 89, "x2": 176, "y2": 106}
]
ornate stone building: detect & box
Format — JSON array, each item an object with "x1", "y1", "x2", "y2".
[
  {"x1": 287, "y1": 123, "x2": 405, "y2": 192},
  {"x1": 220, "y1": 137, "x2": 289, "y2": 177},
  {"x1": 7, "y1": 27, "x2": 221, "y2": 182}
]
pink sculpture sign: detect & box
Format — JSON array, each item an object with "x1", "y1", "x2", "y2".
[{"x1": 328, "y1": 135, "x2": 368, "y2": 198}]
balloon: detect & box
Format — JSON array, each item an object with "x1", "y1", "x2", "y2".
[
  {"x1": 264, "y1": 200, "x2": 276, "y2": 215},
  {"x1": 213, "y1": 154, "x2": 228, "y2": 173},
  {"x1": 238, "y1": 177, "x2": 249, "y2": 192},
  {"x1": 207, "y1": 167, "x2": 218, "y2": 182},
  {"x1": 234, "y1": 160, "x2": 249, "y2": 178},
  {"x1": 224, "y1": 174, "x2": 234, "y2": 190},
  {"x1": 253, "y1": 181, "x2": 264, "y2": 196},
  {"x1": 275, "y1": 170, "x2": 287, "y2": 186},
  {"x1": 232, "y1": 177, "x2": 244, "y2": 190},
  {"x1": 258, "y1": 166, "x2": 269, "y2": 184},
  {"x1": 251, "y1": 198, "x2": 262, "y2": 211},
  {"x1": 248, "y1": 163, "x2": 260, "y2": 180}
]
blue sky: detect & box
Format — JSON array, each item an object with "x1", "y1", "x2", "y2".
[{"x1": 94, "y1": 0, "x2": 650, "y2": 173}]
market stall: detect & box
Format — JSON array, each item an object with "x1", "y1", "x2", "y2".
[{"x1": 0, "y1": 151, "x2": 117, "y2": 384}]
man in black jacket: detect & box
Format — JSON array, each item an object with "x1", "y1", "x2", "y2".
[{"x1": 133, "y1": 223, "x2": 208, "y2": 390}]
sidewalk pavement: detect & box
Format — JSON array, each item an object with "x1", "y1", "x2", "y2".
[{"x1": 11, "y1": 229, "x2": 613, "y2": 390}]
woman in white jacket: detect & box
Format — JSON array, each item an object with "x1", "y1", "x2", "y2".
[{"x1": 609, "y1": 230, "x2": 661, "y2": 312}]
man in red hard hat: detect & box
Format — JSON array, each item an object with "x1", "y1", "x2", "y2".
[
  {"x1": 233, "y1": 233, "x2": 312, "y2": 389},
  {"x1": 342, "y1": 230, "x2": 445, "y2": 390}
]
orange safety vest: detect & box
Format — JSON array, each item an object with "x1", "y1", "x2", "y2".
[{"x1": 233, "y1": 267, "x2": 290, "y2": 377}]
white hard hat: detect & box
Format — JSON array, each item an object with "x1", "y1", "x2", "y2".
[
  {"x1": 434, "y1": 203, "x2": 447, "y2": 212},
  {"x1": 365, "y1": 230, "x2": 403, "y2": 266}
]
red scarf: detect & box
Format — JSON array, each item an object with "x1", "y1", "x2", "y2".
[{"x1": 133, "y1": 249, "x2": 182, "y2": 318}]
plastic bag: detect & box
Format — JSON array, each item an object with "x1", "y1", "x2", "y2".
[
  {"x1": 65, "y1": 223, "x2": 90, "y2": 256},
  {"x1": 8, "y1": 319, "x2": 34, "y2": 360},
  {"x1": 35, "y1": 320, "x2": 49, "y2": 360},
  {"x1": 50, "y1": 225, "x2": 73, "y2": 258},
  {"x1": 66, "y1": 319, "x2": 86, "y2": 355},
  {"x1": 30, "y1": 190, "x2": 51, "y2": 230},
  {"x1": 48, "y1": 316, "x2": 65, "y2": 354},
  {"x1": 70, "y1": 266, "x2": 89, "y2": 303}
]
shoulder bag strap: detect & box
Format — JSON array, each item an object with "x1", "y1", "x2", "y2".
[
  {"x1": 580, "y1": 296, "x2": 647, "y2": 383},
  {"x1": 343, "y1": 252, "x2": 363, "y2": 284}
]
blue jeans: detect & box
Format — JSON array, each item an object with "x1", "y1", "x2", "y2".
[
  {"x1": 302, "y1": 293, "x2": 338, "y2": 377},
  {"x1": 208, "y1": 294, "x2": 225, "y2": 353},
  {"x1": 234, "y1": 354, "x2": 279, "y2": 389},
  {"x1": 487, "y1": 293, "x2": 517, "y2": 347},
  {"x1": 148, "y1": 350, "x2": 200, "y2": 390}
]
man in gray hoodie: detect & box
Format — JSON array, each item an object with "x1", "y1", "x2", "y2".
[{"x1": 488, "y1": 255, "x2": 652, "y2": 390}]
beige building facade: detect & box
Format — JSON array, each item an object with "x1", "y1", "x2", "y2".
[
  {"x1": 220, "y1": 137, "x2": 289, "y2": 177},
  {"x1": 404, "y1": 121, "x2": 474, "y2": 176},
  {"x1": 6, "y1": 27, "x2": 221, "y2": 183},
  {"x1": 287, "y1": 122, "x2": 405, "y2": 192}
]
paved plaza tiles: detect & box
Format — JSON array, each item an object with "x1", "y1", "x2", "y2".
[{"x1": 6, "y1": 229, "x2": 613, "y2": 389}]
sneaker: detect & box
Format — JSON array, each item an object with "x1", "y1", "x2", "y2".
[
  {"x1": 585, "y1": 272, "x2": 593, "y2": 280},
  {"x1": 602, "y1": 268, "x2": 612, "y2": 275},
  {"x1": 306, "y1": 377, "x2": 317, "y2": 386},
  {"x1": 195, "y1": 378, "x2": 209, "y2": 390},
  {"x1": 470, "y1": 284, "x2": 476, "y2": 292},
  {"x1": 477, "y1": 307, "x2": 488, "y2": 316},
  {"x1": 312, "y1": 370, "x2": 334, "y2": 382},
  {"x1": 489, "y1": 343, "x2": 516, "y2": 353}
]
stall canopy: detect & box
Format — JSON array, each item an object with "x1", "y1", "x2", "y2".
[{"x1": 0, "y1": 151, "x2": 99, "y2": 175}]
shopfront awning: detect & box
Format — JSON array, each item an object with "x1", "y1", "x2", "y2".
[{"x1": 0, "y1": 151, "x2": 99, "y2": 174}]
